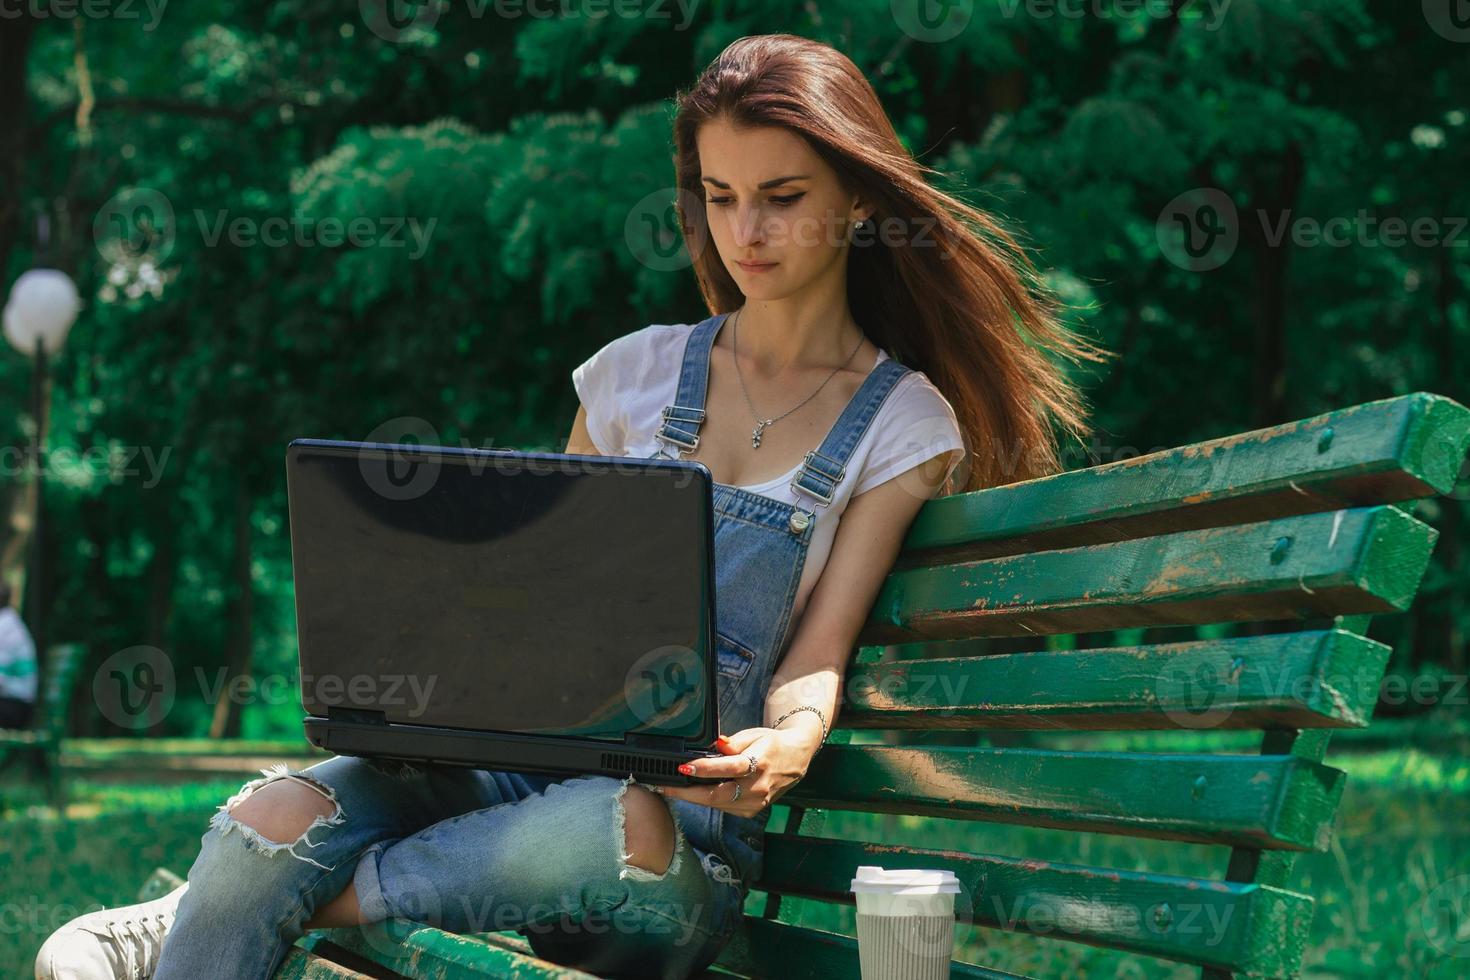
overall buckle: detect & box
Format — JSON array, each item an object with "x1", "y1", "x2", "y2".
[
  {"x1": 789, "y1": 450, "x2": 846, "y2": 507},
  {"x1": 655, "y1": 404, "x2": 706, "y2": 454}
]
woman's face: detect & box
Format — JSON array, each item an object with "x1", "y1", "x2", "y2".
[{"x1": 695, "y1": 118, "x2": 869, "y2": 301}]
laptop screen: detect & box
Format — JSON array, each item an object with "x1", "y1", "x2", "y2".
[{"x1": 286, "y1": 440, "x2": 715, "y2": 744}]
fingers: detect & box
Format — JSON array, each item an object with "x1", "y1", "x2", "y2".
[
  {"x1": 654, "y1": 783, "x2": 692, "y2": 803},
  {"x1": 682, "y1": 728, "x2": 771, "y2": 779},
  {"x1": 656, "y1": 774, "x2": 742, "y2": 804},
  {"x1": 716, "y1": 727, "x2": 769, "y2": 753},
  {"x1": 657, "y1": 773, "x2": 761, "y2": 813},
  {"x1": 679, "y1": 753, "x2": 757, "y2": 781}
]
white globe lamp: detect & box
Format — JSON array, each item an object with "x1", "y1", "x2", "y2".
[{"x1": 4, "y1": 268, "x2": 81, "y2": 356}]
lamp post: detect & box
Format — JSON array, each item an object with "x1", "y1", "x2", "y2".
[{"x1": 3, "y1": 269, "x2": 80, "y2": 656}]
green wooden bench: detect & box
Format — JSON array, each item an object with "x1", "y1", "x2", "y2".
[
  {"x1": 0, "y1": 642, "x2": 84, "y2": 809},
  {"x1": 153, "y1": 390, "x2": 1470, "y2": 978}
]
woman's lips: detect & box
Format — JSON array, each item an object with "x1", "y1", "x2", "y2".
[{"x1": 736, "y1": 260, "x2": 778, "y2": 273}]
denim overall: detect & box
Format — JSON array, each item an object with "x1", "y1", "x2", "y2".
[
  {"x1": 651, "y1": 310, "x2": 913, "y2": 907},
  {"x1": 151, "y1": 310, "x2": 911, "y2": 980}
]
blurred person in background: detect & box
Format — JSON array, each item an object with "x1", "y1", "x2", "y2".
[{"x1": 0, "y1": 583, "x2": 38, "y2": 730}]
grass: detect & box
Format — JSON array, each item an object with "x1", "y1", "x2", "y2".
[{"x1": 0, "y1": 774, "x2": 248, "y2": 822}]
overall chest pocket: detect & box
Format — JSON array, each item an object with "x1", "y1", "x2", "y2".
[{"x1": 715, "y1": 631, "x2": 757, "y2": 681}]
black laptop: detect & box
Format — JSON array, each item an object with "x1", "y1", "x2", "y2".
[{"x1": 286, "y1": 438, "x2": 726, "y2": 786}]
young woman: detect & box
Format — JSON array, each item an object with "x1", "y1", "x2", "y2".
[{"x1": 35, "y1": 33, "x2": 1105, "y2": 980}]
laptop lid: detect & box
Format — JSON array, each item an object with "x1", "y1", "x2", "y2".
[{"x1": 285, "y1": 438, "x2": 719, "y2": 749}]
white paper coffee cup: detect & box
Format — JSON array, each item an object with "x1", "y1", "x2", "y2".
[{"x1": 850, "y1": 865, "x2": 959, "y2": 980}]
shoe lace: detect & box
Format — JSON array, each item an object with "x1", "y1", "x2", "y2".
[{"x1": 104, "y1": 912, "x2": 170, "y2": 979}]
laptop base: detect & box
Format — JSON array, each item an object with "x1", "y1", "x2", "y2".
[{"x1": 304, "y1": 710, "x2": 728, "y2": 787}]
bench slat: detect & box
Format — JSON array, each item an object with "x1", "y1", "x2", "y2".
[
  {"x1": 754, "y1": 834, "x2": 1311, "y2": 977},
  {"x1": 303, "y1": 906, "x2": 1019, "y2": 978},
  {"x1": 715, "y1": 916, "x2": 1025, "y2": 979},
  {"x1": 275, "y1": 947, "x2": 386, "y2": 979},
  {"x1": 303, "y1": 920, "x2": 602, "y2": 979},
  {"x1": 785, "y1": 745, "x2": 1342, "y2": 849},
  {"x1": 861, "y1": 504, "x2": 1436, "y2": 643},
  {"x1": 900, "y1": 391, "x2": 1470, "y2": 563},
  {"x1": 839, "y1": 628, "x2": 1390, "y2": 731}
]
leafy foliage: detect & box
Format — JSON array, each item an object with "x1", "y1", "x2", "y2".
[{"x1": 0, "y1": 2, "x2": 1465, "y2": 742}]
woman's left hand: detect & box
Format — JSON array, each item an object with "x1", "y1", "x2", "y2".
[{"x1": 653, "y1": 726, "x2": 814, "y2": 818}]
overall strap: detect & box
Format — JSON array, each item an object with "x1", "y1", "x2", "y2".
[
  {"x1": 653, "y1": 313, "x2": 727, "y2": 457},
  {"x1": 788, "y1": 357, "x2": 912, "y2": 508}
]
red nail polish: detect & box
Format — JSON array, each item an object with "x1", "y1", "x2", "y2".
[
  {"x1": 678, "y1": 763, "x2": 694, "y2": 774},
  {"x1": 715, "y1": 736, "x2": 731, "y2": 748}
]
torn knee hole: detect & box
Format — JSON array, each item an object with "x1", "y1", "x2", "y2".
[
  {"x1": 613, "y1": 775, "x2": 684, "y2": 882},
  {"x1": 209, "y1": 762, "x2": 346, "y2": 871}
]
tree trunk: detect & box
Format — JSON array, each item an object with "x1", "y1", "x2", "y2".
[
  {"x1": 2, "y1": 360, "x2": 53, "y2": 633},
  {"x1": 145, "y1": 522, "x2": 178, "y2": 651},
  {"x1": 1248, "y1": 143, "x2": 1305, "y2": 428},
  {"x1": 0, "y1": 12, "x2": 37, "y2": 278},
  {"x1": 209, "y1": 489, "x2": 253, "y2": 739}
]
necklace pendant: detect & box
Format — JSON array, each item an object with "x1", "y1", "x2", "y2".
[{"x1": 752, "y1": 420, "x2": 768, "y2": 449}]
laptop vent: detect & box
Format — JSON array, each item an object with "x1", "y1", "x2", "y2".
[{"x1": 601, "y1": 752, "x2": 677, "y2": 778}]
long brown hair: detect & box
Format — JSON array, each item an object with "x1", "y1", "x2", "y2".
[{"x1": 671, "y1": 34, "x2": 1114, "y2": 493}]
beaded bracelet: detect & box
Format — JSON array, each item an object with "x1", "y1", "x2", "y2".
[{"x1": 772, "y1": 704, "x2": 830, "y2": 745}]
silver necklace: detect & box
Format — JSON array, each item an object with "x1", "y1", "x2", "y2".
[{"x1": 730, "y1": 306, "x2": 867, "y2": 449}]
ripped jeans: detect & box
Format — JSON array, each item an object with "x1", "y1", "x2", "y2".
[{"x1": 151, "y1": 754, "x2": 745, "y2": 980}]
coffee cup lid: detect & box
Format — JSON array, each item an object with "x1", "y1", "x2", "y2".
[{"x1": 850, "y1": 865, "x2": 960, "y2": 894}]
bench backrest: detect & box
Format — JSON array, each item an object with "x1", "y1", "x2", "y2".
[{"x1": 719, "y1": 391, "x2": 1470, "y2": 979}]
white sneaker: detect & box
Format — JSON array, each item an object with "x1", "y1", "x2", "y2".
[{"x1": 34, "y1": 881, "x2": 188, "y2": 980}]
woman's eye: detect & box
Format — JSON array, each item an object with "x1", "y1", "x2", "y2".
[{"x1": 703, "y1": 194, "x2": 805, "y2": 208}]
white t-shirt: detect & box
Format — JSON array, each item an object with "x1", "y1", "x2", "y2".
[
  {"x1": 0, "y1": 607, "x2": 38, "y2": 703},
  {"x1": 572, "y1": 321, "x2": 966, "y2": 632}
]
